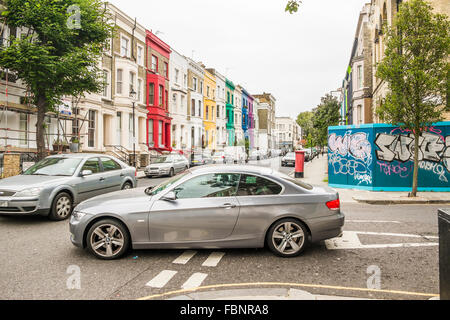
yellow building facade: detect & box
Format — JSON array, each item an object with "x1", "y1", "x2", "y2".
[{"x1": 203, "y1": 69, "x2": 217, "y2": 150}]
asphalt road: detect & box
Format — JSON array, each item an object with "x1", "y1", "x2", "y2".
[{"x1": 0, "y1": 157, "x2": 441, "y2": 300}]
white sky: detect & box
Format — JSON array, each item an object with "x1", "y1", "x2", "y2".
[{"x1": 107, "y1": 0, "x2": 367, "y2": 119}]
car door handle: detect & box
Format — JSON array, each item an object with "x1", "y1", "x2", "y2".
[
  {"x1": 221, "y1": 203, "x2": 237, "y2": 209},
  {"x1": 99, "y1": 177, "x2": 105, "y2": 182},
  {"x1": 120, "y1": 173, "x2": 125, "y2": 177}
]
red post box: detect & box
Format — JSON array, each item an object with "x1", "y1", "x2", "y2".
[{"x1": 295, "y1": 150, "x2": 305, "y2": 178}]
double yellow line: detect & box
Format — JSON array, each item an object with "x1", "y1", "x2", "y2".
[{"x1": 138, "y1": 282, "x2": 439, "y2": 300}]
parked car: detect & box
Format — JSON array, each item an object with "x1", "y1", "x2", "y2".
[
  {"x1": 0, "y1": 154, "x2": 136, "y2": 221},
  {"x1": 224, "y1": 146, "x2": 247, "y2": 164},
  {"x1": 145, "y1": 154, "x2": 189, "y2": 177},
  {"x1": 69, "y1": 165, "x2": 344, "y2": 260},
  {"x1": 190, "y1": 152, "x2": 212, "y2": 166},
  {"x1": 249, "y1": 149, "x2": 260, "y2": 161},
  {"x1": 304, "y1": 149, "x2": 312, "y2": 162},
  {"x1": 211, "y1": 151, "x2": 231, "y2": 164},
  {"x1": 281, "y1": 152, "x2": 296, "y2": 167}
]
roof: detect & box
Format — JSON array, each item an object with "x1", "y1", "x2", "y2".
[{"x1": 188, "y1": 164, "x2": 273, "y2": 176}]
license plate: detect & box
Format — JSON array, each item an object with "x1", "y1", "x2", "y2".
[{"x1": 0, "y1": 201, "x2": 8, "y2": 207}]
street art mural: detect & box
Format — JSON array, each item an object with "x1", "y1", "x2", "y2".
[{"x1": 328, "y1": 123, "x2": 450, "y2": 191}]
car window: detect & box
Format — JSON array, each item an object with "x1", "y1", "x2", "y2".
[
  {"x1": 237, "y1": 174, "x2": 283, "y2": 196},
  {"x1": 23, "y1": 157, "x2": 81, "y2": 176},
  {"x1": 150, "y1": 172, "x2": 189, "y2": 196},
  {"x1": 174, "y1": 173, "x2": 240, "y2": 199},
  {"x1": 82, "y1": 158, "x2": 101, "y2": 174},
  {"x1": 101, "y1": 157, "x2": 122, "y2": 171}
]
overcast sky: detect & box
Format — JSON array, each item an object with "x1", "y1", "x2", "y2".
[{"x1": 108, "y1": 0, "x2": 367, "y2": 119}]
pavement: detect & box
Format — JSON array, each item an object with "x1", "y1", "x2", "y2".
[{"x1": 299, "y1": 154, "x2": 450, "y2": 205}]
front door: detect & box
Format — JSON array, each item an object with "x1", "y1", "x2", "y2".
[
  {"x1": 149, "y1": 173, "x2": 241, "y2": 242},
  {"x1": 76, "y1": 157, "x2": 105, "y2": 203}
]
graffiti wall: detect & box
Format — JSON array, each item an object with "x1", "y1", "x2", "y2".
[{"x1": 328, "y1": 122, "x2": 450, "y2": 191}]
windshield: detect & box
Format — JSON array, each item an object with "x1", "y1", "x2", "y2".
[
  {"x1": 274, "y1": 171, "x2": 313, "y2": 190},
  {"x1": 286, "y1": 152, "x2": 295, "y2": 157},
  {"x1": 153, "y1": 156, "x2": 175, "y2": 164},
  {"x1": 23, "y1": 158, "x2": 82, "y2": 176},
  {"x1": 149, "y1": 172, "x2": 189, "y2": 196}
]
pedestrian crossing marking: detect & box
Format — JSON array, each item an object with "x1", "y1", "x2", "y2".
[
  {"x1": 172, "y1": 250, "x2": 197, "y2": 265},
  {"x1": 182, "y1": 272, "x2": 208, "y2": 289},
  {"x1": 146, "y1": 270, "x2": 177, "y2": 288},
  {"x1": 202, "y1": 252, "x2": 225, "y2": 267}
]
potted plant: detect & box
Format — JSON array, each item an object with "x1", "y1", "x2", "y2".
[{"x1": 70, "y1": 137, "x2": 80, "y2": 153}]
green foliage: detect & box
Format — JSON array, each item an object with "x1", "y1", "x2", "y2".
[
  {"x1": 285, "y1": 0, "x2": 302, "y2": 14},
  {"x1": 376, "y1": 0, "x2": 449, "y2": 130},
  {"x1": 296, "y1": 111, "x2": 314, "y2": 138},
  {"x1": 312, "y1": 94, "x2": 340, "y2": 147},
  {"x1": 0, "y1": 0, "x2": 113, "y2": 158}
]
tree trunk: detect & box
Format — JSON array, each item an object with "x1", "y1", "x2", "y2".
[
  {"x1": 36, "y1": 95, "x2": 47, "y2": 161},
  {"x1": 410, "y1": 130, "x2": 420, "y2": 197}
]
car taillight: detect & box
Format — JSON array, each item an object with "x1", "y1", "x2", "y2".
[{"x1": 326, "y1": 199, "x2": 340, "y2": 211}]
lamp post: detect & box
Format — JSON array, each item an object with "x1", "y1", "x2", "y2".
[{"x1": 130, "y1": 88, "x2": 137, "y2": 168}]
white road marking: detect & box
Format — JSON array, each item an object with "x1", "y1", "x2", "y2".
[
  {"x1": 346, "y1": 220, "x2": 401, "y2": 224},
  {"x1": 146, "y1": 270, "x2": 177, "y2": 288},
  {"x1": 202, "y1": 252, "x2": 225, "y2": 267},
  {"x1": 182, "y1": 272, "x2": 208, "y2": 289},
  {"x1": 172, "y1": 250, "x2": 197, "y2": 265},
  {"x1": 325, "y1": 231, "x2": 438, "y2": 250}
]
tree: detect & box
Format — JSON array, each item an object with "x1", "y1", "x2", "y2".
[
  {"x1": 376, "y1": 0, "x2": 449, "y2": 197},
  {"x1": 0, "y1": 0, "x2": 113, "y2": 160},
  {"x1": 312, "y1": 94, "x2": 340, "y2": 148},
  {"x1": 296, "y1": 111, "x2": 314, "y2": 140},
  {"x1": 285, "y1": 0, "x2": 302, "y2": 14}
]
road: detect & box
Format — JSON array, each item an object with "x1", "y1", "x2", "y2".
[{"x1": 0, "y1": 157, "x2": 440, "y2": 300}]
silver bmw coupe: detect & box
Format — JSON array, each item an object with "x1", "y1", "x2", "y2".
[{"x1": 69, "y1": 165, "x2": 344, "y2": 259}]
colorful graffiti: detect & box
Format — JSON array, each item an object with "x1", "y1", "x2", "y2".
[
  {"x1": 328, "y1": 123, "x2": 450, "y2": 191},
  {"x1": 328, "y1": 131, "x2": 372, "y2": 186}
]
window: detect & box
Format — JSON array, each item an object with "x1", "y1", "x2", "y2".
[
  {"x1": 174, "y1": 173, "x2": 240, "y2": 199},
  {"x1": 193, "y1": 77, "x2": 197, "y2": 91},
  {"x1": 158, "y1": 120, "x2": 163, "y2": 147},
  {"x1": 357, "y1": 65, "x2": 363, "y2": 89},
  {"x1": 206, "y1": 106, "x2": 209, "y2": 120},
  {"x1": 137, "y1": 46, "x2": 144, "y2": 65},
  {"x1": 207, "y1": 86, "x2": 210, "y2": 97},
  {"x1": 164, "y1": 62, "x2": 168, "y2": 78},
  {"x1": 184, "y1": 74, "x2": 187, "y2": 87},
  {"x1": 217, "y1": 105, "x2": 220, "y2": 118},
  {"x1": 151, "y1": 55, "x2": 158, "y2": 72},
  {"x1": 82, "y1": 158, "x2": 101, "y2": 174},
  {"x1": 19, "y1": 113, "x2": 28, "y2": 145},
  {"x1": 175, "y1": 69, "x2": 179, "y2": 83},
  {"x1": 129, "y1": 71, "x2": 135, "y2": 97},
  {"x1": 236, "y1": 175, "x2": 283, "y2": 196},
  {"x1": 200, "y1": 80, "x2": 203, "y2": 94},
  {"x1": 137, "y1": 79, "x2": 143, "y2": 102},
  {"x1": 116, "y1": 69, "x2": 123, "y2": 95},
  {"x1": 159, "y1": 85, "x2": 164, "y2": 106},
  {"x1": 148, "y1": 119, "x2": 154, "y2": 146},
  {"x1": 101, "y1": 157, "x2": 122, "y2": 171},
  {"x1": 165, "y1": 90, "x2": 168, "y2": 110},
  {"x1": 120, "y1": 36, "x2": 129, "y2": 57},
  {"x1": 102, "y1": 70, "x2": 109, "y2": 97},
  {"x1": 88, "y1": 110, "x2": 96, "y2": 148},
  {"x1": 172, "y1": 93, "x2": 177, "y2": 112},
  {"x1": 191, "y1": 99, "x2": 195, "y2": 116},
  {"x1": 148, "y1": 83, "x2": 155, "y2": 105},
  {"x1": 198, "y1": 100, "x2": 202, "y2": 117}
]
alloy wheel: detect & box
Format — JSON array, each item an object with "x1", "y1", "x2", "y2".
[
  {"x1": 56, "y1": 196, "x2": 72, "y2": 218},
  {"x1": 271, "y1": 221, "x2": 305, "y2": 255},
  {"x1": 89, "y1": 224, "x2": 125, "y2": 258}
]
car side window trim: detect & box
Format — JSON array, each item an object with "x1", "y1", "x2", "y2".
[{"x1": 81, "y1": 157, "x2": 103, "y2": 175}]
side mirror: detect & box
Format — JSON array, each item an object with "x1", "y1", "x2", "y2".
[
  {"x1": 161, "y1": 191, "x2": 177, "y2": 201},
  {"x1": 145, "y1": 186, "x2": 154, "y2": 195},
  {"x1": 81, "y1": 170, "x2": 93, "y2": 177}
]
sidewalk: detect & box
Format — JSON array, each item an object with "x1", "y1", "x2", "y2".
[{"x1": 297, "y1": 154, "x2": 450, "y2": 205}]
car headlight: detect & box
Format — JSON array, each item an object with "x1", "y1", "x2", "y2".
[
  {"x1": 72, "y1": 211, "x2": 89, "y2": 221},
  {"x1": 14, "y1": 187, "x2": 43, "y2": 197}
]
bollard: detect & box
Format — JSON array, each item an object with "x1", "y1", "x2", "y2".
[
  {"x1": 438, "y1": 208, "x2": 450, "y2": 300},
  {"x1": 295, "y1": 150, "x2": 305, "y2": 178}
]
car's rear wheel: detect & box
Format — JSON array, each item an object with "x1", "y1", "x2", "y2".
[
  {"x1": 266, "y1": 218, "x2": 309, "y2": 257},
  {"x1": 122, "y1": 181, "x2": 132, "y2": 190},
  {"x1": 48, "y1": 192, "x2": 73, "y2": 221},
  {"x1": 86, "y1": 219, "x2": 130, "y2": 260}
]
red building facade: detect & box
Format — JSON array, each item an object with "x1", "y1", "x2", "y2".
[{"x1": 146, "y1": 31, "x2": 172, "y2": 152}]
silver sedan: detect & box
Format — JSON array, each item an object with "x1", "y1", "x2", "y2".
[
  {"x1": 0, "y1": 154, "x2": 137, "y2": 221},
  {"x1": 70, "y1": 165, "x2": 344, "y2": 259}
]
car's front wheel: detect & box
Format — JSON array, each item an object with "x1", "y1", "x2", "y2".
[
  {"x1": 86, "y1": 219, "x2": 130, "y2": 260},
  {"x1": 266, "y1": 218, "x2": 309, "y2": 257},
  {"x1": 168, "y1": 168, "x2": 175, "y2": 177},
  {"x1": 48, "y1": 192, "x2": 73, "y2": 221},
  {"x1": 122, "y1": 181, "x2": 133, "y2": 190}
]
